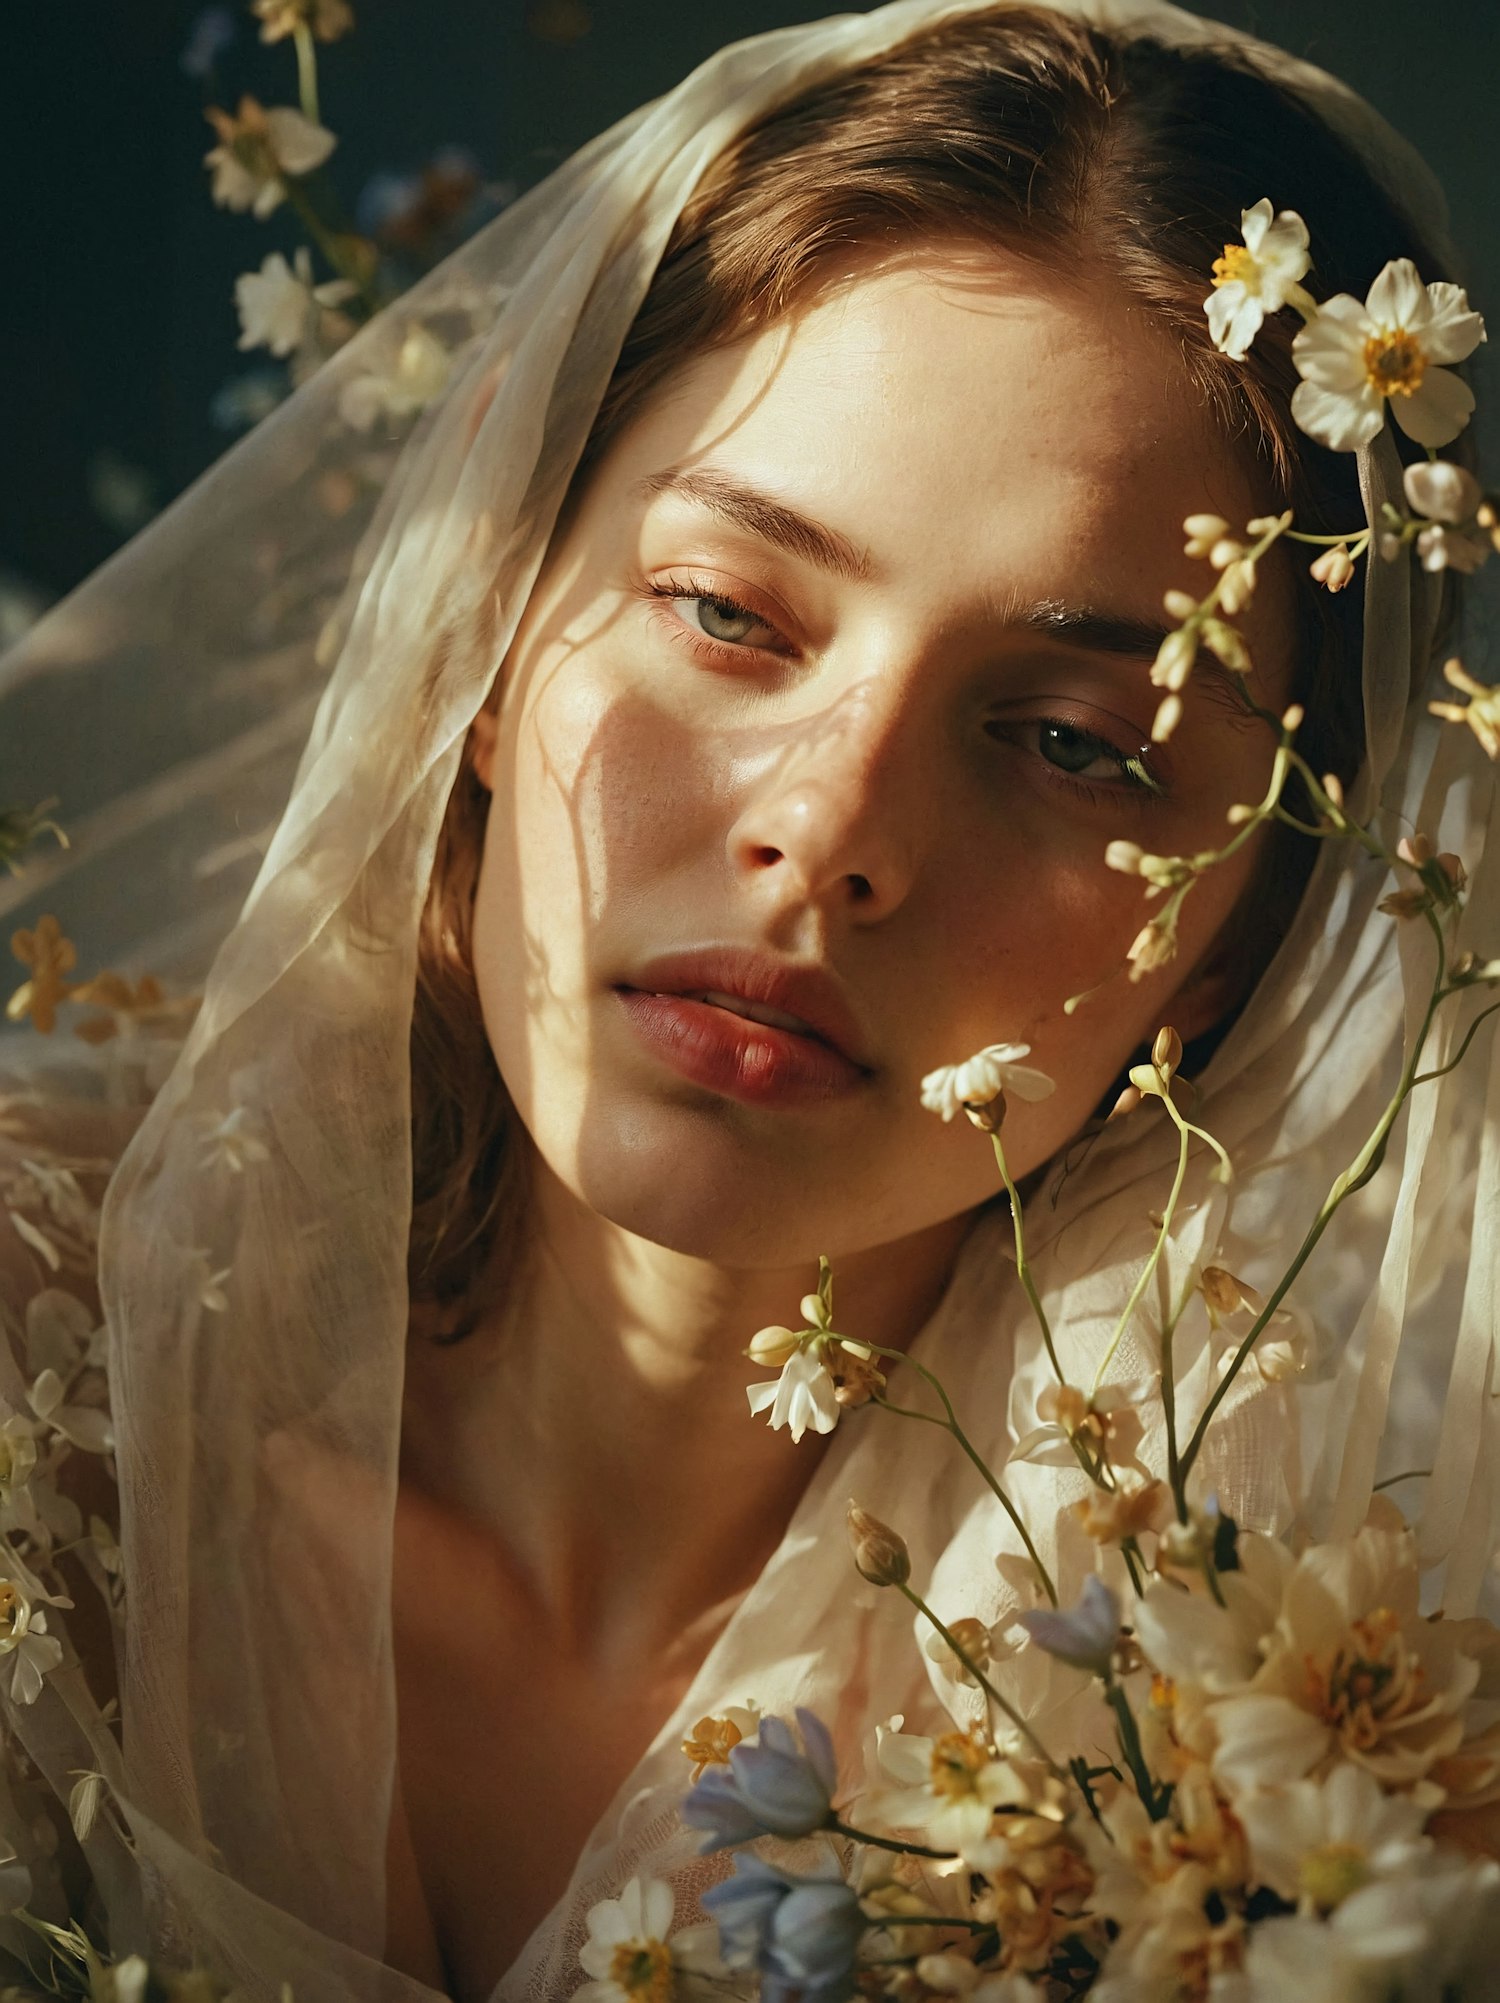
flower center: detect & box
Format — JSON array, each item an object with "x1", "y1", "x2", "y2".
[
  {"x1": 0, "y1": 1583, "x2": 24, "y2": 1645},
  {"x1": 1299, "y1": 1841, "x2": 1371, "y2": 1911},
  {"x1": 608, "y1": 1940, "x2": 674, "y2": 2003},
  {"x1": 1363, "y1": 328, "x2": 1428, "y2": 398},
  {"x1": 930, "y1": 1729, "x2": 992, "y2": 1800},
  {"x1": 1306, "y1": 1608, "x2": 1428, "y2": 1750},
  {"x1": 1211, "y1": 245, "x2": 1256, "y2": 290}
]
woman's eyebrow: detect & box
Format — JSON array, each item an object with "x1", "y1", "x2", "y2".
[
  {"x1": 1018, "y1": 599, "x2": 1252, "y2": 712},
  {"x1": 634, "y1": 466, "x2": 871, "y2": 581}
]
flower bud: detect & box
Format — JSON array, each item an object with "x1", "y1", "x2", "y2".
[
  {"x1": 1281, "y1": 703, "x2": 1305, "y2": 733},
  {"x1": 1208, "y1": 537, "x2": 1246, "y2": 572},
  {"x1": 1309, "y1": 543, "x2": 1356, "y2": 591},
  {"x1": 1322, "y1": 772, "x2": 1344, "y2": 811},
  {"x1": 1152, "y1": 1026, "x2": 1183, "y2": 1077},
  {"x1": 1105, "y1": 839, "x2": 1144, "y2": 875},
  {"x1": 1163, "y1": 589, "x2": 1199, "y2": 621},
  {"x1": 1107, "y1": 1083, "x2": 1144, "y2": 1121},
  {"x1": 1151, "y1": 694, "x2": 1183, "y2": 743},
  {"x1": 1183, "y1": 512, "x2": 1230, "y2": 557},
  {"x1": 1226, "y1": 802, "x2": 1256, "y2": 826},
  {"x1": 1201, "y1": 617, "x2": 1250, "y2": 673},
  {"x1": 847, "y1": 1502, "x2": 910, "y2": 1587},
  {"x1": 747, "y1": 1325, "x2": 800, "y2": 1367},
  {"x1": 1151, "y1": 629, "x2": 1196, "y2": 691},
  {"x1": 1218, "y1": 557, "x2": 1257, "y2": 614},
  {"x1": 800, "y1": 1292, "x2": 828, "y2": 1330}
]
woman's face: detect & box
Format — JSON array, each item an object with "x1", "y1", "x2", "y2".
[{"x1": 470, "y1": 252, "x2": 1292, "y2": 1265}]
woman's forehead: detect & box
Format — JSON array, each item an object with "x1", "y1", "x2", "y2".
[{"x1": 599, "y1": 259, "x2": 1259, "y2": 608}]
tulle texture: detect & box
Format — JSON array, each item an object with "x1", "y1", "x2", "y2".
[{"x1": 0, "y1": 1, "x2": 1495, "y2": 1999}]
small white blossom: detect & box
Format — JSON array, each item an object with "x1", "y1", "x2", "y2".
[
  {"x1": 1291, "y1": 260, "x2": 1486, "y2": 451},
  {"x1": 203, "y1": 96, "x2": 336, "y2": 220},
  {"x1": 1205, "y1": 199, "x2": 1311, "y2": 360},
  {"x1": 746, "y1": 1343, "x2": 839, "y2": 1443},
  {"x1": 1237, "y1": 1763, "x2": 1429, "y2": 1914},
  {"x1": 0, "y1": 1578, "x2": 64, "y2": 1705},
  {"x1": 337, "y1": 323, "x2": 451, "y2": 432},
  {"x1": 196, "y1": 1104, "x2": 271, "y2": 1175},
  {"x1": 235, "y1": 247, "x2": 355, "y2": 359},
  {"x1": 576, "y1": 1875, "x2": 721, "y2": 2002},
  {"x1": 919, "y1": 1043, "x2": 1054, "y2": 1123}
]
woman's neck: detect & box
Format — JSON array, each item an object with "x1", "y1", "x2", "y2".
[{"x1": 402, "y1": 1156, "x2": 976, "y2": 1672}]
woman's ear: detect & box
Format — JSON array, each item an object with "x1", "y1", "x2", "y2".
[{"x1": 468, "y1": 707, "x2": 499, "y2": 793}]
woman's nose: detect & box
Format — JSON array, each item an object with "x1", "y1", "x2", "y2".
[{"x1": 724, "y1": 678, "x2": 924, "y2": 922}]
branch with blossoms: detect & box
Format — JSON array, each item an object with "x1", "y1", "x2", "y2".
[{"x1": 587, "y1": 204, "x2": 1500, "y2": 2002}]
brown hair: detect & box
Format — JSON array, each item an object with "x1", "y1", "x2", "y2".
[{"x1": 408, "y1": 4, "x2": 1460, "y2": 1323}]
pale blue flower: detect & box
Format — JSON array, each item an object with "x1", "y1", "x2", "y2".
[
  {"x1": 702, "y1": 1850, "x2": 864, "y2": 2000},
  {"x1": 1017, "y1": 1574, "x2": 1120, "y2": 1673},
  {"x1": 180, "y1": 5, "x2": 236, "y2": 78},
  {"x1": 682, "y1": 1707, "x2": 835, "y2": 1851}
]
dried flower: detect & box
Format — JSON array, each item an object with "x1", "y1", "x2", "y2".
[
  {"x1": 251, "y1": 0, "x2": 354, "y2": 44},
  {"x1": 681, "y1": 1714, "x2": 745, "y2": 1782},
  {"x1": 1431, "y1": 657, "x2": 1500, "y2": 760},
  {"x1": 6, "y1": 916, "x2": 77, "y2": 1034},
  {"x1": 1199, "y1": 1265, "x2": 1263, "y2": 1330},
  {"x1": 923, "y1": 1614, "x2": 995, "y2": 1686},
  {"x1": 1072, "y1": 1479, "x2": 1174, "y2": 1546}
]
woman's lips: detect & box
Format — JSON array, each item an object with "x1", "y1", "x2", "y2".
[{"x1": 614, "y1": 988, "x2": 869, "y2": 1106}]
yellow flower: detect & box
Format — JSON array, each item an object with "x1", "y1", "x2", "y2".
[
  {"x1": 681, "y1": 1715, "x2": 742, "y2": 1782},
  {"x1": 7, "y1": 915, "x2": 77, "y2": 1033}
]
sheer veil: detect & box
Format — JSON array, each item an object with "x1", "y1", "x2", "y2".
[{"x1": 0, "y1": 1, "x2": 1494, "y2": 1997}]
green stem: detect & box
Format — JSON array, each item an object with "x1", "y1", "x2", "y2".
[
  {"x1": 1179, "y1": 970, "x2": 1444, "y2": 1484},
  {"x1": 293, "y1": 20, "x2": 320, "y2": 124},
  {"x1": 1284, "y1": 527, "x2": 1373, "y2": 552},
  {"x1": 1105, "y1": 1679, "x2": 1164, "y2": 1819},
  {"x1": 991, "y1": 1131, "x2": 1063, "y2": 1383},
  {"x1": 864, "y1": 1347, "x2": 1057, "y2": 1606},
  {"x1": 1091, "y1": 1111, "x2": 1191, "y2": 1394},
  {"x1": 825, "y1": 1816, "x2": 955, "y2": 1861},
  {"x1": 1374, "y1": 1467, "x2": 1433, "y2": 1491},
  {"x1": 283, "y1": 181, "x2": 382, "y2": 316},
  {"x1": 898, "y1": 1582, "x2": 1065, "y2": 1776}
]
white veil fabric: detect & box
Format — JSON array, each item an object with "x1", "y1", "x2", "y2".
[{"x1": 0, "y1": 1, "x2": 1496, "y2": 1998}]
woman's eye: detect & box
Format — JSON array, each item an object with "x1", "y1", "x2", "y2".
[
  {"x1": 1035, "y1": 721, "x2": 1125, "y2": 781},
  {"x1": 685, "y1": 595, "x2": 770, "y2": 646}
]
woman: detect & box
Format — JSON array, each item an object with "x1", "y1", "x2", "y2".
[{"x1": 0, "y1": 1, "x2": 1493, "y2": 1998}]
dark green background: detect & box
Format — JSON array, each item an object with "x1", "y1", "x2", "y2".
[{"x1": 3, "y1": 1, "x2": 1497, "y2": 604}]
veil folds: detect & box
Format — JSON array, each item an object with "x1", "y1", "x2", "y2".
[{"x1": 0, "y1": 2, "x2": 1495, "y2": 1998}]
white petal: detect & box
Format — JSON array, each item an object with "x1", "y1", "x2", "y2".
[
  {"x1": 1002, "y1": 1064, "x2": 1055, "y2": 1103},
  {"x1": 746, "y1": 1381, "x2": 780, "y2": 1417},
  {"x1": 1421, "y1": 281, "x2": 1486, "y2": 364},
  {"x1": 1291, "y1": 379, "x2": 1384, "y2": 453},
  {"x1": 1390, "y1": 365, "x2": 1476, "y2": 449},
  {"x1": 1207, "y1": 286, "x2": 1263, "y2": 362},
  {"x1": 1365, "y1": 258, "x2": 1429, "y2": 332},
  {"x1": 1404, "y1": 459, "x2": 1482, "y2": 523},
  {"x1": 264, "y1": 107, "x2": 336, "y2": 177},
  {"x1": 1292, "y1": 297, "x2": 1372, "y2": 391},
  {"x1": 1211, "y1": 1693, "x2": 1330, "y2": 1791},
  {"x1": 1239, "y1": 199, "x2": 1274, "y2": 251},
  {"x1": 640, "y1": 1878, "x2": 674, "y2": 1941}
]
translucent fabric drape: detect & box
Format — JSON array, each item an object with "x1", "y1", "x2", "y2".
[{"x1": 0, "y1": 2, "x2": 1493, "y2": 1998}]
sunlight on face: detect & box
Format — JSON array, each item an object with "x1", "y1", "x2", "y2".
[{"x1": 470, "y1": 253, "x2": 1292, "y2": 1264}]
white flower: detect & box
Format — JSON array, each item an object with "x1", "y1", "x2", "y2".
[
  {"x1": 746, "y1": 1343, "x2": 839, "y2": 1443},
  {"x1": 576, "y1": 1876, "x2": 721, "y2": 2001},
  {"x1": 1404, "y1": 459, "x2": 1483, "y2": 526},
  {"x1": 1237, "y1": 1763, "x2": 1429, "y2": 1913},
  {"x1": 1291, "y1": 260, "x2": 1486, "y2": 451},
  {"x1": 919, "y1": 1043, "x2": 1055, "y2": 1123},
  {"x1": 875, "y1": 1725, "x2": 1029, "y2": 1870},
  {"x1": 1136, "y1": 1508, "x2": 1489, "y2": 1798},
  {"x1": 1242, "y1": 1855, "x2": 1500, "y2": 2003},
  {"x1": 203, "y1": 96, "x2": 336, "y2": 220},
  {"x1": 0, "y1": 1578, "x2": 64, "y2": 1705},
  {"x1": 27, "y1": 1368, "x2": 112, "y2": 1455},
  {"x1": 196, "y1": 1104, "x2": 271, "y2": 1175},
  {"x1": 1416, "y1": 522, "x2": 1491, "y2": 574},
  {"x1": 1205, "y1": 199, "x2": 1311, "y2": 360},
  {"x1": 235, "y1": 247, "x2": 355, "y2": 359},
  {"x1": 337, "y1": 323, "x2": 451, "y2": 432}
]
